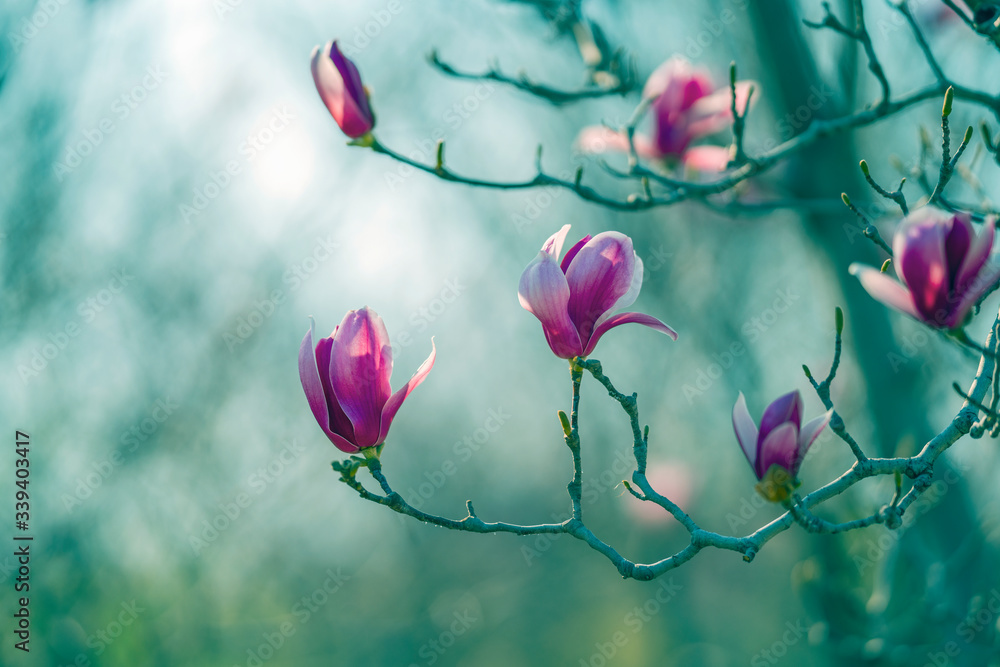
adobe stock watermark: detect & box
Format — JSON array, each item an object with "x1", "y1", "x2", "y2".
[
  {"x1": 223, "y1": 235, "x2": 339, "y2": 352},
  {"x1": 56, "y1": 600, "x2": 145, "y2": 667},
  {"x1": 387, "y1": 277, "x2": 466, "y2": 356},
  {"x1": 749, "y1": 619, "x2": 809, "y2": 666},
  {"x1": 401, "y1": 407, "x2": 511, "y2": 510},
  {"x1": 17, "y1": 269, "x2": 134, "y2": 384},
  {"x1": 52, "y1": 65, "x2": 168, "y2": 181},
  {"x1": 232, "y1": 568, "x2": 351, "y2": 667},
  {"x1": 179, "y1": 105, "x2": 296, "y2": 223},
  {"x1": 680, "y1": 286, "x2": 800, "y2": 403},
  {"x1": 578, "y1": 577, "x2": 683, "y2": 666},
  {"x1": 407, "y1": 604, "x2": 479, "y2": 666},
  {"x1": 340, "y1": 0, "x2": 411, "y2": 57},
  {"x1": 923, "y1": 588, "x2": 1000, "y2": 666},
  {"x1": 7, "y1": 0, "x2": 72, "y2": 54},
  {"x1": 189, "y1": 439, "x2": 307, "y2": 556},
  {"x1": 61, "y1": 397, "x2": 181, "y2": 512},
  {"x1": 852, "y1": 455, "x2": 972, "y2": 574},
  {"x1": 509, "y1": 169, "x2": 575, "y2": 233},
  {"x1": 521, "y1": 450, "x2": 634, "y2": 567},
  {"x1": 383, "y1": 85, "x2": 497, "y2": 191}
]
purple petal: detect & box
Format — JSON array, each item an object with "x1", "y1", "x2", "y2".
[
  {"x1": 582, "y1": 311, "x2": 678, "y2": 357},
  {"x1": 951, "y1": 262, "x2": 1000, "y2": 329},
  {"x1": 518, "y1": 251, "x2": 584, "y2": 358},
  {"x1": 329, "y1": 307, "x2": 393, "y2": 448},
  {"x1": 298, "y1": 320, "x2": 359, "y2": 453},
  {"x1": 849, "y1": 264, "x2": 922, "y2": 322},
  {"x1": 894, "y1": 209, "x2": 950, "y2": 322},
  {"x1": 642, "y1": 56, "x2": 696, "y2": 101},
  {"x1": 540, "y1": 224, "x2": 571, "y2": 259},
  {"x1": 943, "y1": 213, "x2": 974, "y2": 284},
  {"x1": 793, "y1": 409, "x2": 833, "y2": 475},
  {"x1": 560, "y1": 234, "x2": 592, "y2": 273},
  {"x1": 378, "y1": 339, "x2": 436, "y2": 445},
  {"x1": 758, "y1": 391, "x2": 803, "y2": 445},
  {"x1": 564, "y1": 232, "x2": 636, "y2": 344},
  {"x1": 310, "y1": 41, "x2": 373, "y2": 138},
  {"x1": 955, "y1": 215, "x2": 995, "y2": 296},
  {"x1": 732, "y1": 392, "x2": 759, "y2": 469},
  {"x1": 756, "y1": 422, "x2": 800, "y2": 480}
]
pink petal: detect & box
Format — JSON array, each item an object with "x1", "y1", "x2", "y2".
[
  {"x1": 582, "y1": 311, "x2": 678, "y2": 357},
  {"x1": 955, "y1": 215, "x2": 995, "y2": 296},
  {"x1": 732, "y1": 392, "x2": 759, "y2": 469},
  {"x1": 541, "y1": 224, "x2": 571, "y2": 259},
  {"x1": 575, "y1": 126, "x2": 661, "y2": 159},
  {"x1": 894, "y1": 209, "x2": 949, "y2": 321},
  {"x1": 681, "y1": 145, "x2": 731, "y2": 173},
  {"x1": 518, "y1": 251, "x2": 584, "y2": 358},
  {"x1": 311, "y1": 41, "x2": 373, "y2": 138},
  {"x1": 756, "y1": 422, "x2": 800, "y2": 480},
  {"x1": 952, "y1": 262, "x2": 1000, "y2": 329},
  {"x1": 298, "y1": 320, "x2": 359, "y2": 453},
  {"x1": 794, "y1": 409, "x2": 833, "y2": 473},
  {"x1": 565, "y1": 232, "x2": 636, "y2": 344},
  {"x1": 758, "y1": 391, "x2": 803, "y2": 444},
  {"x1": 850, "y1": 264, "x2": 922, "y2": 322},
  {"x1": 560, "y1": 234, "x2": 592, "y2": 273},
  {"x1": 642, "y1": 56, "x2": 698, "y2": 100},
  {"x1": 378, "y1": 339, "x2": 436, "y2": 445},
  {"x1": 329, "y1": 307, "x2": 393, "y2": 448}
]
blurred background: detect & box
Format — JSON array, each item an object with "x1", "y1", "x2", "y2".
[{"x1": 2, "y1": 0, "x2": 1000, "y2": 664}]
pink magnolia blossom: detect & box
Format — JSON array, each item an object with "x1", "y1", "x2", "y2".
[
  {"x1": 576, "y1": 56, "x2": 753, "y2": 172},
  {"x1": 518, "y1": 225, "x2": 678, "y2": 359},
  {"x1": 850, "y1": 208, "x2": 1000, "y2": 330},
  {"x1": 732, "y1": 391, "x2": 832, "y2": 501},
  {"x1": 299, "y1": 307, "x2": 434, "y2": 453},
  {"x1": 310, "y1": 40, "x2": 375, "y2": 138}
]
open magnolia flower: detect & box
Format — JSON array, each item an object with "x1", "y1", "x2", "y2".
[
  {"x1": 850, "y1": 208, "x2": 1000, "y2": 330},
  {"x1": 518, "y1": 225, "x2": 677, "y2": 359},
  {"x1": 732, "y1": 391, "x2": 832, "y2": 502},
  {"x1": 310, "y1": 40, "x2": 375, "y2": 139},
  {"x1": 576, "y1": 56, "x2": 754, "y2": 172},
  {"x1": 299, "y1": 307, "x2": 434, "y2": 453}
]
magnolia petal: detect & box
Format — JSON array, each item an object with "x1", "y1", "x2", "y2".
[
  {"x1": 756, "y1": 422, "x2": 800, "y2": 480},
  {"x1": 565, "y1": 232, "x2": 636, "y2": 343},
  {"x1": 732, "y1": 392, "x2": 759, "y2": 469},
  {"x1": 952, "y1": 261, "x2": 1000, "y2": 329},
  {"x1": 849, "y1": 264, "x2": 922, "y2": 321},
  {"x1": 298, "y1": 320, "x2": 359, "y2": 453},
  {"x1": 642, "y1": 56, "x2": 697, "y2": 100},
  {"x1": 758, "y1": 391, "x2": 803, "y2": 444},
  {"x1": 329, "y1": 308, "x2": 394, "y2": 448},
  {"x1": 311, "y1": 42, "x2": 373, "y2": 138},
  {"x1": 518, "y1": 251, "x2": 584, "y2": 358},
  {"x1": 541, "y1": 224, "x2": 572, "y2": 259},
  {"x1": 895, "y1": 210, "x2": 949, "y2": 320},
  {"x1": 378, "y1": 338, "x2": 436, "y2": 445},
  {"x1": 575, "y1": 126, "x2": 661, "y2": 159},
  {"x1": 944, "y1": 212, "x2": 974, "y2": 279},
  {"x1": 794, "y1": 409, "x2": 833, "y2": 475},
  {"x1": 561, "y1": 234, "x2": 592, "y2": 273},
  {"x1": 681, "y1": 145, "x2": 731, "y2": 173},
  {"x1": 955, "y1": 215, "x2": 996, "y2": 296},
  {"x1": 583, "y1": 311, "x2": 678, "y2": 357}
]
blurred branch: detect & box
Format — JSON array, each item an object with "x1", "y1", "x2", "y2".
[
  {"x1": 430, "y1": 0, "x2": 638, "y2": 105},
  {"x1": 336, "y1": 305, "x2": 1000, "y2": 580},
  {"x1": 428, "y1": 49, "x2": 636, "y2": 106}
]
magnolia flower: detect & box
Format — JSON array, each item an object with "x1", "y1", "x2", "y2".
[
  {"x1": 310, "y1": 40, "x2": 375, "y2": 138},
  {"x1": 850, "y1": 208, "x2": 1000, "y2": 330},
  {"x1": 518, "y1": 225, "x2": 677, "y2": 359},
  {"x1": 732, "y1": 391, "x2": 832, "y2": 502},
  {"x1": 576, "y1": 56, "x2": 753, "y2": 172},
  {"x1": 299, "y1": 307, "x2": 434, "y2": 453}
]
